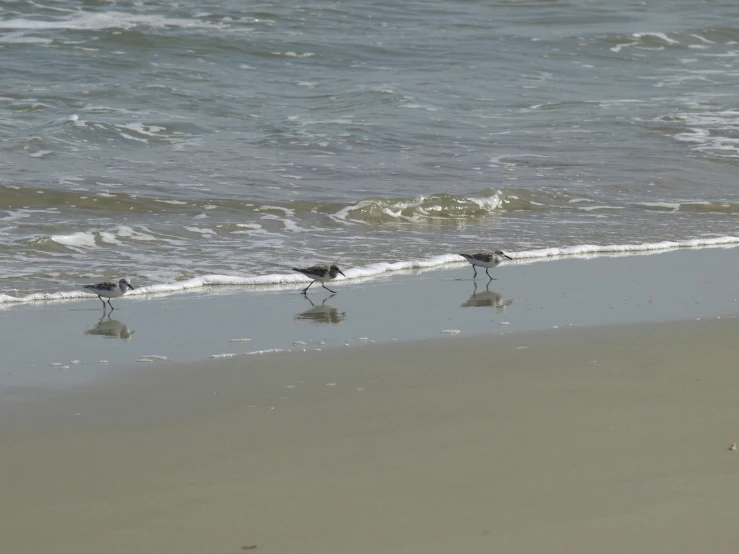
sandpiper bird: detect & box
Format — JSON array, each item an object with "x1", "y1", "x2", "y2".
[
  {"x1": 292, "y1": 264, "x2": 346, "y2": 294},
  {"x1": 82, "y1": 277, "x2": 135, "y2": 310},
  {"x1": 458, "y1": 250, "x2": 512, "y2": 280}
]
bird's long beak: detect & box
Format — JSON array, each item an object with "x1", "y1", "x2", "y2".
[
  {"x1": 129, "y1": 285, "x2": 135, "y2": 290},
  {"x1": 339, "y1": 270, "x2": 346, "y2": 278},
  {"x1": 503, "y1": 254, "x2": 512, "y2": 260}
]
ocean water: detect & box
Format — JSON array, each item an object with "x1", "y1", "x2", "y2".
[{"x1": 2, "y1": 0, "x2": 739, "y2": 302}]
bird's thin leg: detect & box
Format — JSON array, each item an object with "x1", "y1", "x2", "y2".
[
  {"x1": 107, "y1": 298, "x2": 115, "y2": 311},
  {"x1": 472, "y1": 266, "x2": 478, "y2": 279},
  {"x1": 97, "y1": 295, "x2": 106, "y2": 307},
  {"x1": 322, "y1": 283, "x2": 337, "y2": 294},
  {"x1": 486, "y1": 268, "x2": 496, "y2": 281},
  {"x1": 301, "y1": 280, "x2": 315, "y2": 295}
]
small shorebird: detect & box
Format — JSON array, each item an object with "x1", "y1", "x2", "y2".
[
  {"x1": 292, "y1": 264, "x2": 346, "y2": 294},
  {"x1": 82, "y1": 277, "x2": 135, "y2": 310},
  {"x1": 459, "y1": 250, "x2": 512, "y2": 280}
]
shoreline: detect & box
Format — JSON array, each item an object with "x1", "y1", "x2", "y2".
[
  {"x1": 3, "y1": 245, "x2": 739, "y2": 394},
  {"x1": 2, "y1": 237, "x2": 739, "y2": 305}
]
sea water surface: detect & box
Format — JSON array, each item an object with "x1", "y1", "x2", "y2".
[{"x1": 2, "y1": 0, "x2": 739, "y2": 301}]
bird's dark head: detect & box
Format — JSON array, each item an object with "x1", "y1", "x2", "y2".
[{"x1": 330, "y1": 265, "x2": 346, "y2": 278}]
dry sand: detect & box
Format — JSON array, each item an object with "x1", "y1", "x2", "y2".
[{"x1": 3, "y1": 317, "x2": 739, "y2": 553}]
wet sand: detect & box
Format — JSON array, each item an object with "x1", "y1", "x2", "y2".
[
  {"x1": 4, "y1": 246, "x2": 739, "y2": 392},
  {"x1": 3, "y1": 317, "x2": 739, "y2": 553}
]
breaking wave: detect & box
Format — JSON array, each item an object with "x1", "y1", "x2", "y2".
[{"x1": 332, "y1": 191, "x2": 503, "y2": 223}]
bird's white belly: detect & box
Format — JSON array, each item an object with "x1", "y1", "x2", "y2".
[
  {"x1": 470, "y1": 259, "x2": 498, "y2": 268},
  {"x1": 94, "y1": 289, "x2": 124, "y2": 299}
]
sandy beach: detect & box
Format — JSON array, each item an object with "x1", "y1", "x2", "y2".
[
  {"x1": 3, "y1": 312, "x2": 739, "y2": 553},
  {"x1": 4, "y1": 247, "x2": 739, "y2": 553},
  {"x1": 7, "y1": 1, "x2": 739, "y2": 550}
]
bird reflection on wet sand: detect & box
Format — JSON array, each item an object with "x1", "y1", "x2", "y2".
[
  {"x1": 85, "y1": 315, "x2": 135, "y2": 340},
  {"x1": 295, "y1": 294, "x2": 346, "y2": 324},
  {"x1": 461, "y1": 282, "x2": 513, "y2": 310}
]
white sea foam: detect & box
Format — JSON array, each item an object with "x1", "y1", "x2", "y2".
[
  {"x1": 51, "y1": 232, "x2": 97, "y2": 248},
  {"x1": 211, "y1": 348, "x2": 288, "y2": 358},
  {"x1": 118, "y1": 123, "x2": 166, "y2": 136},
  {"x1": 509, "y1": 237, "x2": 739, "y2": 260},
  {"x1": 119, "y1": 133, "x2": 148, "y2": 143},
  {"x1": 155, "y1": 199, "x2": 188, "y2": 205},
  {"x1": 639, "y1": 202, "x2": 681, "y2": 211},
  {"x1": 0, "y1": 33, "x2": 53, "y2": 44},
  {"x1": 0, "y1": 12, "x2": 224, "y2": 32},
  {"x1": 260, "y1": 214, "x2": 308, "y2": 232},
  {"x1": 0, "y1": 210, "x2": 32, "y2": 222},
  {"x1": 610, "y1": 42, "x2": 639, "y2": 53},
  {"x1": 669, "y1": 109, "x2": 739, "y2": 156},
  {"x1": 633, "y1": 32, "x2": 679, "y2": 45},
  {"x1": 1, "y1": 238, "x2": 738, "y2": 305},
  {"x1": 113, "y1": 225, "x2": 159, "y2": 242},
  {"x1": 184, "y1": 226, "x2": 216, "y2": 236},
  {"x1": 332, "y1": 191, "x2": 502, "y2": 223},
  {"x1": 99, "y1": 232, "x2": 122, "y2": 245},
  {"x1": 468, "y1": 194, "x2": 503, "y2": 212},
  {"x1": 576, "y1": 205, "x2": 624, "y2": 212}
]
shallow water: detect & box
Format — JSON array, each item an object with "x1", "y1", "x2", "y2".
[{"x1": 2, "y1": 0, "x2": 739, "y2": 300}]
